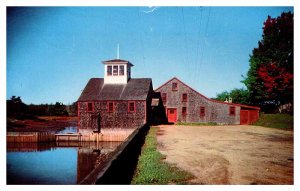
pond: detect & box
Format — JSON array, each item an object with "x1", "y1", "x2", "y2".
[
  {"x1": 55, "y1": 126, "x2": 78, "y2": 134},
  {"x1": 7, "y1": 141, "x2": 121, "y2": 184}
]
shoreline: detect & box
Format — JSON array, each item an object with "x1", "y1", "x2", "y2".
[{"x1": 7, "y1": 116, "x2": 77, "y2": 132}]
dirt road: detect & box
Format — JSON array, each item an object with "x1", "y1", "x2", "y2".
[{"x1": 156, "y1": 125, "x2": 293, "y2": 184}]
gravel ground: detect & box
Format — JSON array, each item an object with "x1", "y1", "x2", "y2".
[{"x1": 156, "y1": 125, "x2": 293, "y2": 185}]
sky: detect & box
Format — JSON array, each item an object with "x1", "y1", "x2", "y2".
[{"x1": 6, "y1": 6, "x2": 293, "y2": 104}]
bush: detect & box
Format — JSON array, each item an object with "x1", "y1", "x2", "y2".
[{"x1": 253, "y1": 113, "x2": 293, "y2": 130}]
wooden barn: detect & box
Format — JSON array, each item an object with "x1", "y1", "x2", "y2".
[
  {"x1": 155, "y1": 77, "x2": 260, "y2": 125},
  {"x1": 77, "y1": 59, "x2": 154, "y2": 135}
]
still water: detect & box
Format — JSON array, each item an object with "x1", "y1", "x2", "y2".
[
  {"x1": 55, "y1": 126, "x2": 78, "y2": 134},
  {"x1": 7, "y1": 141, "x2": 121, "y2": 184}
]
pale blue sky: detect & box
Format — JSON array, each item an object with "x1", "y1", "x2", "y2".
[{"x1": 7, "y1": 7, "x2": 293, "y2": 104}]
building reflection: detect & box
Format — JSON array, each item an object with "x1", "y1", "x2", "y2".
[
  {"x1": 7, "y1": 141, "x2": 122, "y2": 184},
  {"x1": 76, "y1": 141, "x2": 121, "y2": 183},
  {"x1": 7, "y1": 142, "x2": 56, "y2": 152}
]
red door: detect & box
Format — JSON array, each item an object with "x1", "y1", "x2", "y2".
[
  {"x1": 167, "y1": 108, "x2": 177, "y2": 123},
  {"x1": 249, "y1": 110, "x2": 259, "y2": 124},
  {"x1": 240, "y1": 110, "x2": 249, "y2": 125}
]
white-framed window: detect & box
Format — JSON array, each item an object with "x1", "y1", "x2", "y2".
[
  {"x1": 107, "y1": 66, "x2": 112, "y2": 76},
  {"x1": 119, "y1": 65, "x2": 124, "y2": 76},
  {"x1": 113, "y1": 65, "x2": 118, "y2": 76}
]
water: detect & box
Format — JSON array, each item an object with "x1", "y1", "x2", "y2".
[
  {"x1": 56, "y1": 126, "x2": 78, "y2": 134},
  {"x1": 7, "y1": 141, "x2": 121, "y2": 184}
]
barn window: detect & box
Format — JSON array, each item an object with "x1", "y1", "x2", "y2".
[
  {"x1": 182, "y1": 107, "x2": 187, "y2": 116},
  {"x1": 87, "y1": 102, "x2": 93, "y2": 112},
  {"x1": 172, "y1": 82, "x2": 178, "y2": 91},
  {"x1": 128, "y1": 101, "x2": 136, "y2": 113},
  {"x1": 113, "y1": 65, "x2": 118, "y2": 76},
  {"x1": 229, "y1": 106, "x2": 235, "y2": 116},
  {"x1": 107, "y1": 102, "x2": 114, "y2": 112},
  {"x1": 107, "y1": 66, "x2": 112, "y2": 76},
  {"x1": 161, "y1": 93, "x2": 167, "y2": 103},
  {"x1": 119, "y1": 65, "x2": 124, "y2": 76},
  {"x1": 200, "y1": 106, "x2": 205, "y2": 117},
  {"x1": 182, "y1": 93, "x2": 187, "y2": 102}
]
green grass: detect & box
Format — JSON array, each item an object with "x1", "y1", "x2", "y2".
[
  {"x1": 253, "y1": 113, "x2": 293, "y2": 130},
  {"x1": 131, "y1": 127, "x2": 193, "y2": 184},
  {"x1": 176, "y1": 122, "x2": 218, "y2": 126}
]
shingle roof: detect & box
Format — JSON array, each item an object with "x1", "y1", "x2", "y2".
[
  {"x1": 102, "y1": 59, "x2": 134, "y2": 66},
  {"x1": 78, "y1": 78, "x2": 152, "y2": 101}
]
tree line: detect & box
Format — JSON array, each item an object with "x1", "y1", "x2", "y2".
[
  {"x1": 214, "y1": 12, "x2": 293, "y2": 114},
  {"x1": 7, "y1": 96, "x2": 77, "y2": 119}
]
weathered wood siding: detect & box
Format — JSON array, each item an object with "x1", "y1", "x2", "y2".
[
  {"x1": 78, "y1": 101, "x2": 147, "y2": 133},
  {"x1": 156, "y1": 78, "x2": 241, "y2": 124},
  {"x1": 7, "y1": 132, "x2": 56, "y2": 143}
]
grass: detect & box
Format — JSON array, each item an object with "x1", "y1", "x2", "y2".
[
  {"x1": 176, "y1": 122, "x2": 218, "y2": 126},
  {"x1": 253, "y1": 113, "x2": 293, "y2": 130},
  {"x1": 131, "y1": 127, "x2": 193, "y2": 184}
]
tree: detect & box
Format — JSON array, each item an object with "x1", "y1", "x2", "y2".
[
  {"x1": 229, "y1": 88, "x2": 250, "y2": 105},
  {"x1": 215, "y1": 91, "x2": 230, "y2": 102},
  {"x1": 215, "y1": 88, "x2": 250, "y2": 105},
  {"x1": 49, "y1": 102, "x2": 68, "y2": 116},
  {"x1": 66, "y1": 102, "x2": 78, "y2": 116},
  {"x1": 7, "y1": 96, "x2": 27, "y2": 116},
  {"x1": 242, "y1": 12, "x2": 293, "y2": 111}
]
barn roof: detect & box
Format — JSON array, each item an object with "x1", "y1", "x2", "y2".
[{"x1": 78, "y1": 78, "x2": 152, "y2": 101}]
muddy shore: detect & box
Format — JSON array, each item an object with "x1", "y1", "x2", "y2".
[{"x1": 7, "y1": 116, "x2": 77, "y2": 132}]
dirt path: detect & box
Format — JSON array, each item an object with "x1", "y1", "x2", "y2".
[{"x1": 156, "y1": 125, "x2": 293, "y2": 185}]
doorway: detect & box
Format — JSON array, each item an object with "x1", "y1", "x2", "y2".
[{"x1": 167, "y1": 108, "x2": 177, "y2": 123}]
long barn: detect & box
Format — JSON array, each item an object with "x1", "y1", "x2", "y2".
[{"x1": 155, "y1": 77, "x2": 260, "y2": 125}]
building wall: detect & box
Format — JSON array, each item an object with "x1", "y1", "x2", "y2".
[
  {"x1": 78, "y1": 100, "x2": 146, "y2": 134},
  {"x1": 104, "y1": 64, "x2": 130, "y2": 84},
  {"x1": 156, "y1": 78, "x2": 241, "y2": 124}
]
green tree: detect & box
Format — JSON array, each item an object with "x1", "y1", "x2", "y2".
[
  {"x1": 229, "y1": 88, "x2": 250, "y2": 105},
  {"x1": 242, "y1": 12, "x2": 293, "y2": 108},
  {"x1": 215, "y1": 91, "x2": 230, "y2": 102},
  {"x1": 215, "y1": 88, "x2": 250, "y2": 105}
]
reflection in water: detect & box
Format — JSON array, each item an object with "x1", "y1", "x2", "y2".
[
  {"x1": 56, "y1": 126, "x2": 78, "y2": 134},
  {"x1": 77, "y1": 142, "x2": 121, "y2": 183},
  {"x1": 7, "y1": 142, "x2": 56, "y2": 152},
  {"x1": 7, "y1": 142, "x2": 121, "y2": 184}
]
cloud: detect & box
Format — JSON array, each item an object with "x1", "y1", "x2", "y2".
[{"x1": 142, "y1": 7, "x2": 159, "y2": 14}]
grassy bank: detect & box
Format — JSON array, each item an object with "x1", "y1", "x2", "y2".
[
  {"x1": 253, "y1": 114, "x2": 293, "y2": 130},
  {"x1": 131, "y1": 127, "x2": 193, "y2": 184}
]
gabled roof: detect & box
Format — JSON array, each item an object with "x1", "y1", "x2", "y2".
[
  {"x1": 102, "y1": 59, "x2": 134, "y2": 66},
  {"x1": 155, "y1": 77, "x2": 260, "y2": 110},
  {"x1": 78, "y1": 78, "x2": 152, "y2": 101}
]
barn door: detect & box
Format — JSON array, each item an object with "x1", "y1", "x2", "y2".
[
  {"x1": 90, "y1": 113, "x2": 98, "y2": 131},
  {"x1": 240, "y1": 110, "x2": 249, "y2": 125},
  {"x1": 167, "y1": 108, "x2": 177, "y2": 123}
]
